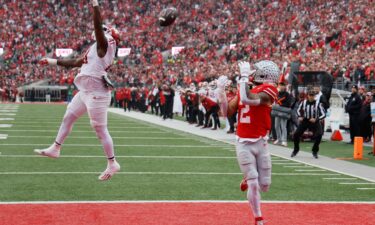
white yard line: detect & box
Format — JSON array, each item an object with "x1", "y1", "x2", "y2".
[
  {"x1": 356, "y1": 188, "x2": 375, "y2": 190},
  {"x1": 0, "y1": 124, "x2": 12, "y2": 128},
  {"x1": 284, "y1": 165, "x2": 313, "y2": 168},
  {"x1": 268, "y1": 159, "x2": 289, "y2": 162},
  {"x1": 339, "y1": 183, "x2": 375, "y2": 185},
  {"x1": 295, "y1": 169, "x2": 326, "y2": 172},
  {"x1": 3, "y1": 125, "x2": 158, "y2": 129},
  {"x1": 3, "y1": 121, "x2": 137, "y2": 125},
  {"x1": 0, "y1": 200, "x2": 374, "y2": 205},
  {"x1": 0, "y1": 155, "x2": 236, "y2": 159},
  {"x1": 0, "y1": 130, "x2": 167, "y2": 133},
  {"x1": 0, "y1": 118, "x2": 14, "y2": 121},
  {"x1": 0, "y1": 143, "x2": 227, "y2": 148},
  {"x1": 0, "y1": 171, "x2": 340, "y2": 176},
  {"x1": 272, "y1": 162, "x2": 302, "y2": 165},
  {"x1": 0, "y1": 134, "x2": 8, "y2": 140},
  {"x1": 0, "y1": 113, "x2": 16, "y2": 116},
  {"x1": 323, "y1": 178, "x2": 358, "y2": 180},
  {"x1": 6, "y1": 135, "x2": 190, "y2": 140}
]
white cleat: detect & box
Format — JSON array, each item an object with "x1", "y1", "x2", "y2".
[
  {"x1": 281, "y1": 141, "x2": 288, "y2": 147},
  {"x1": 98, "y1": 161, "x2": 121, "y2": 181},
  {"x1": 273, "y1": 140, "x2": 279, "y2": 145},
  {"x1": 34, "y1": 145, "x2": 60, "y2": 158}
]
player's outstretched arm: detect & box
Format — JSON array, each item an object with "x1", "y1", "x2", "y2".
[
  {"x1": 39, "y1": 57, "x2": 84, "y2": 68},
  {"x1": 92, "y1": 0, "x2": 108, "y2": 58}
]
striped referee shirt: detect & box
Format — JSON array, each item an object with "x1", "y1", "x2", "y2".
[{"x1": 297, "y1": 99, "x2": 326, "y2": 120}]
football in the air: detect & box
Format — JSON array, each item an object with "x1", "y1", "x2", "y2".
[{"x1": 158, "y1": 7, "x2": 178, "y2": 27}]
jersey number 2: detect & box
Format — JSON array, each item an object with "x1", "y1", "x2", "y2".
[{"x1": 240, "y1": 105, "x2": 251, "y2": 123}]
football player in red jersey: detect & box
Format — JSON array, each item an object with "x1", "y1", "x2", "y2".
[
  {"x1": 34, "y1": 0, "x2": 120, "y2": 181},
  {"x1": 227, "y1": 60, "x2": 280, "y2": 225}
]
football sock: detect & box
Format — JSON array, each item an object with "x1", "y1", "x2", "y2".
[
  {"x1": 55, "y1": 111, "x2": 79, "y2": 146},
  {"x1": 247, "y1": 179, "x2": 262, "y2": 218},
  {"x1": 93, "y1": 125, "x2": 115, "y2": 159}
]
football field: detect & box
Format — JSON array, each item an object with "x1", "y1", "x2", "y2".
[{"x1": 0, "y1": 104, "x2": 374, "y2": 224}]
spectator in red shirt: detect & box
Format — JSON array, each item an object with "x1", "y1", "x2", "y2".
[{"x1": 199, "y1": 90, "x2": 220, "y2": 130}]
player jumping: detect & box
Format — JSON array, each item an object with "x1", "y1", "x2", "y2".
[
  {"x1": 34, "y1": 0, "x2": 120, "y2": 181},
  {"x1": 227, "y1": 60, "x2": 280, "y2": 225}
]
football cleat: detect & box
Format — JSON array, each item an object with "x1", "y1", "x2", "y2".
[
  {"x1": 291, "y1": 150, "x2": 298, "y2": 158},
  {"x1": 34, "y1": 144, "x2": 60, "y2": 158},
  {"x1": 98, "y1": 161, "x2": 121, "y2": 181},
  {"x1": 240, "y1": 178, "x2": 248, "y2": 192},
  {"x1": 255, "y1": 217, "x2": 264, "y2": 225}
]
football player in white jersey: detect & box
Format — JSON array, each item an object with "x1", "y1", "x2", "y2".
[{"x1": 35, "y1": 0, "x2": 120, "y2": 181}]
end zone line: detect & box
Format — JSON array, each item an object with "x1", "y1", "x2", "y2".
[{"x1": 0, "y1": 200, "x2": 374, "y2": 205}]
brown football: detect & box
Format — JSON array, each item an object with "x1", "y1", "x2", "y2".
[{"x1": 158, "y1": 7, "x2": 178, "y2": 27}]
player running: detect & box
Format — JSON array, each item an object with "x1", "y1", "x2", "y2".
[
  {"x1": 227, "y1": 60, "x2": 280, "y2": 225},
  {"x1": 34, "y1": 0, "x2": 120, "y2": 181}
]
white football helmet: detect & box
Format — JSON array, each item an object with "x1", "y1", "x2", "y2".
[{"x1": 252, "y1": 60, "x2": 280, "y2": 84}]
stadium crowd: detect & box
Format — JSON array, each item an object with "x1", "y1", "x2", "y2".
[{"x1": 1, "y1": 0, "x2": 375, "y2": 96}]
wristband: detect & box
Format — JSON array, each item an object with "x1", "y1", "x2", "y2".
[
  {"x1": 92, "y1": 0, "x2": 99, "y2": 7},
  {"x1": 47, "y1": 58, "x2": 57, "y2": 66}
]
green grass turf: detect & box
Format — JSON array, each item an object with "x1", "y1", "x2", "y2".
[{"x1": 0, "y1": 104, "x2": 374, "y2": 202}]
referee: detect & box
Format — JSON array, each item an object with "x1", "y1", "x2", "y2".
[{"x1": 291, "y1": 90, "x2": 326, "y2": 159}]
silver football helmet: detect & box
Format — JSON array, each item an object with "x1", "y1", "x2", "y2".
[{"x1": 252, "y1": 60, "x2": 280, "y2": 84}]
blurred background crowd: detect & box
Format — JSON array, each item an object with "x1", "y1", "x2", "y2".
[{"x1": 1, "y1": 0, "x2": 374, "y2": 99}]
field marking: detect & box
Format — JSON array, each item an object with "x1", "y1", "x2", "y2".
[
  {"x1": 356, "y1": 188, "x2": 375, "y2": 190},
  {"x1": 0, "y1": 134, "x2": 8, "y2": 140},
  {"x1": 0, "y1": 110, "x2": 18, "y2": 112},
  {"x1": 0, "y1": 124, "x2": 12, "y2": 128},
  {"x1": 6, "y1": 135, "x2": 190, "y2": 140},
  {"x1": 269, "y1": 159, "x2": 289, "y2": 162},
  {"x1": 0, "y1": 155, "x2": 236, "y2": 159},
  {"x1": 0, "y1": 200, "x2": 375, "y2": 205},
  {"x1": 0, "y1": 113, "x2": 16, "y2": 116},
  {"x1": 284, "y1": 165, "x2": 313, "y2": 168},
  {"x1": 339, "y1": 183, "x2": 375, "y2": 185},
  {"x1": 2, "y1": 125, "x2": 159, "y2": 129},
  {"x1": 323, "y1": 178, "x2": 358, "y2": 180},
  {"x1": 0, "y1": 171, "x2": 242, "y2": 175},
  {"x1": 0, "y1": 143, "x2": 228, "y2": 148},
  {"x1": 0, "y1": 172, "x2": 340, "y2": 176},
  {"x1": 262, "y1": 153, "x2": 375, "y2": 183},
  {"x1": 0, "y1": 118, "x2": 14, "y2": 121},
  {"x1": 295, "y1": 169, "x2": 326, "y2": 172},
  {"x1": 3, "y1": 121, "x2": 138, "y2": 125},
  {"x1": 0, "y1": 130, "x2": 167, "y2": 133},
  {"x1": 272, "y1": 162, "x2": 301, "y2": 165}
]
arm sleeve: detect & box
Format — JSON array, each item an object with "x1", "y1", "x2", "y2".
[
  {"x1": 297, "y1": 101, "x2": 303, "y2": 117},
  {"x1": 318, "y1": 103, "x2": 326, "y2": 120},
  {"x1": 239, "y1": 82, "x2": 261, "y2": 106}
]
